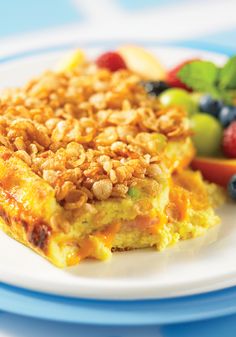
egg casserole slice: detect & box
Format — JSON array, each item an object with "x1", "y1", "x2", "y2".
[{"x1": 0, "y1": 50, "x2": 224, "y2": 267}]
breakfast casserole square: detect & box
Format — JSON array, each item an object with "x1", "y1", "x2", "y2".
[{"x1": 0, "y1": 46, "x2": 224, "y2": 267}]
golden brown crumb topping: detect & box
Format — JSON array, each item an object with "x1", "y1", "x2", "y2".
[{"x1": 0, "y1": 64, "x2": 190, "y2": 208}]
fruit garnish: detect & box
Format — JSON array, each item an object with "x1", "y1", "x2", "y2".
[
  {"x1": 223, "y1": 121, "x2": 236, "y2": 158},
  {"x1": 56, "y1": 49, "x2": 85, "y2": 72},
  {"x1": 199, "y1": 95, "x2": 223, "y2": 118},
  {"x1": 228, "y1": 174, "x2": 236, "y2": 200},
  {"x1": 166, "y1": 59, "x2": 197, "y2": 91},
  {"x1": 194, "y1": 92, "x2": 236, "y2": 128},
  {"x1": 159, "y1": 88, "x2": 197, "y2": 116},
  {"x1": 219, "y1": 106, "x2": 236, "y2": 127},
  {"x1": 118, "y1": 45, "x2": 166, "y2": 80},
  {"x1": 178, "y1": 57, "x2": 236, "y2": 105},
  {"x1": 142, "y1": 80, "x2": 170, "y2": 96},
  {"x1": 192, "y1": 157, "x2": 236, "y2": 187},
  {"x1": 191, "y1": 113, "x2": 223, "y2": 156},
  {"x1": 96, "y1": 51, "x2": 127, "y2": 72}
]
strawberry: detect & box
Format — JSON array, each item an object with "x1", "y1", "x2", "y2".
[
  {"x1": 166, "y1": 59, "x2": 198, "y2": 91},
  {"x1": 96, "y1": 52, "x2": 127, "y2": 72},
  {"x1": 223, "y1": 121, "x2": 236, "y2": 158}
]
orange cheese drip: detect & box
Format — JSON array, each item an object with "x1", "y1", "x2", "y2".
[
  {"x1": 169, "y1": 185, "x2": 189, "y2": 221},
  {"x1": 95, "y1": 222, "x2": 120, "y2": 248},
  {"x1": 150, "y1": 213, "x2": 168, "y2": 234},
  {"x1": 66, "y1": 223, "x2": 120, "y2": 266},
  {"x1": 66, "y1": 239, "x2": 95, "y2": 266}
]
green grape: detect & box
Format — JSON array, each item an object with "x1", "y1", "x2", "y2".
[
  {"x1": 159, "y1": 88, "x2": 197, "y2": 116},
  {"x1": 191, "y1": 113, "x2": 223, "y2": 156}
]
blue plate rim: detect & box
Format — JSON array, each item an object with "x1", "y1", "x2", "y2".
[{"x1": 2, "y1": 281, "x2": 236, "y2": 325}]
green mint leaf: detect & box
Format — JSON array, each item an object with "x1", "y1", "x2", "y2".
[
  {"x1": 178, "y1": 60, "x2": 219, "y2": 92},
  {"x1": 218, "y1": 55, "x2": 236, "y2": 89},
  {"x1": 205, "y1": 87, "x2": 221, "y2": 100}
]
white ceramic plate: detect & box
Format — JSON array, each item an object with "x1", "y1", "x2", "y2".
[{"x1": 0, "y1": 46, "x2": 235, "y2": 300}]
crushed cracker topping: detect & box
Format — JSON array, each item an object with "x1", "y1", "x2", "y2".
[{"x1": 0, "y1": 63, "x2": 190, "y2": 208}]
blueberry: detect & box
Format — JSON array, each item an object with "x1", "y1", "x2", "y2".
[
  {"x1": 142, "y1": 81, "x2": 170, "y2": 96},
  {"x1": 219, "y1": 106, "x2": 236, "y2": 127},
  {"x1": 199, "y1": 95, "x2": 223, "y2": 117},
  {"x1": 228, "y1": 174, "x2": 236, "y2": 200}
]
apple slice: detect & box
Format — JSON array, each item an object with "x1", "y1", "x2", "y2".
[
  {"x1": 192, "y1": 157, "x2": 236, "y2": 187},
  {"x1": 118, "y1": 45, "x2": 166, "y2": 80}
]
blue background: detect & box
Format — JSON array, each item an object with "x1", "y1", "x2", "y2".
[{"x1": 1, "y1": 0, "x2": 235, "y2": 53}]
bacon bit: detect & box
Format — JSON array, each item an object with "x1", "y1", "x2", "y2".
[{"x1": 122, "y1": 215, "x2": 167, "y2": 234}]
